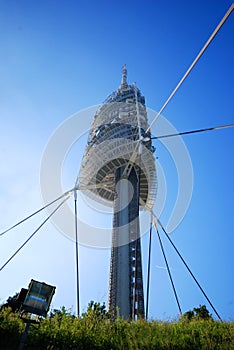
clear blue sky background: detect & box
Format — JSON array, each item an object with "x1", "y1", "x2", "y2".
[{"x1": 0, "y1": 0, "x2": 233, "y2": 320}]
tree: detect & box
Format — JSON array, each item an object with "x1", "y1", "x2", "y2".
[
  {"x1": 183, "y1": 309, "x2": 194, "y2": 321},
  {"x1": 0, "y1": 288, "x2": 28, "y2": 313},
  {"x1": 193, "y1": 305, "x2": 212, "y2": 320},
  {"x1": 1, "y1": 293, "x2": 21, "y2": 312},
  {"x1": 49, "y1": 306, "x2": 73, "y2": 318},
  {"x1": 82, "y1": 301, "x2": 109, "y2": 319},
  {"x1": 182, "y1": 305, "x2": 212, "y2": 321}
]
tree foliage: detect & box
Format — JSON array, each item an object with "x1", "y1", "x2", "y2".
[
  {"x1": 182, "y1": 305, "x2": 213, "y2": 321},
  {"x1": 82, "y1": 300, "x2": 110, "y2": 319},
  {"x1": 0, "y1": 293, "x2": 21, "y2": 313},
  {"x1": 0, "y1": 303, "x2": 233, "y2": 350}
]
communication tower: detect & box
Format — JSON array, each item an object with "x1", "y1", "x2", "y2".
[{"x1": 79, "y1": 65, "x2": 156, "y2": 319}]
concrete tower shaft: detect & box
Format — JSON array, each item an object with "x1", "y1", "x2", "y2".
[{"x1": 109, "y1": 166, "x2": 145, "y2": 319}]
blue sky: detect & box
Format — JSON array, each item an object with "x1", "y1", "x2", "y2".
[{"x1": 0, "y1": 0, "x2": 233, "y2": 320}]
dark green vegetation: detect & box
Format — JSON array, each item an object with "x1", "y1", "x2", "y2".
[{"x1": 0, "y1": 303, "x2": 234, "y2": 350}]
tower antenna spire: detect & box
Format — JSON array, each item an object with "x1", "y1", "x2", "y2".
[{"x1": 121, "y1": 64, "x2": 128, "y2": 88}]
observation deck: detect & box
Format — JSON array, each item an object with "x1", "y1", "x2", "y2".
[{"x1": 79, "y1": 65, "x2": 157, "y2": 210}]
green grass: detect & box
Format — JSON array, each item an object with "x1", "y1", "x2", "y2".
[{"x1": 0, "y1": 308, "x2": 234, "y2": 350}]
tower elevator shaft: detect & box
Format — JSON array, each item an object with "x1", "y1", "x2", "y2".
[{"x1": 108, "y1": 166, "x2": 144, "y2": 319}]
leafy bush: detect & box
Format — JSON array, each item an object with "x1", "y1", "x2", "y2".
[
  {"x1": 0, "y1": 307, "x2": 24, "y2": 349},
  {"x1": 182, "y1": 305, "x2": 213, "y2": 321},
  {"x1": 0, "y1": 306, "x2": 234, "y2": 350}
]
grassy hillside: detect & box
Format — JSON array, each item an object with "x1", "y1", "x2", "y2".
[{"x1": 0, "y1": 307, "x2": 234, "y2": 350}]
